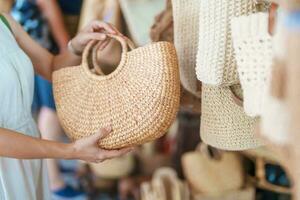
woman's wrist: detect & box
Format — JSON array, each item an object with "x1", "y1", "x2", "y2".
[
  {"x1": 67, "y1": 40, "x2": 82, "y2": 57},
  {"x1": 62, "y1": 143, "x2": 77, "y2": 160}
]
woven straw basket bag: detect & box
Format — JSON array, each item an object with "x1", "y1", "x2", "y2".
[
  {"x1": 172, "y1": 0, "x2": 201, "y2": 98},
  {"x1": 53, "y1": 34, "x2": 180, "y2": 149},
  {"x1": 182, "y1": 144, "x2": 244, "y2": 196},
  {"x1": 231, "y1": 13, "x2": 273, "y2": 117},
  {"x1": 196, "y1": 0, "x2": 262, "y2": 86},
  {"x1": 201, "y1": 84, "x2": 263, "y2": 150}
]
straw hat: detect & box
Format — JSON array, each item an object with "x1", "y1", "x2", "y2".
[
  {"x1": 201, "y1": 84, "x2": 263, "y2": 150},
  {"x1": 53, "y1": 34, "x2": 180, "y2": 149}
]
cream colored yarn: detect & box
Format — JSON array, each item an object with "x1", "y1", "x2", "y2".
[
  {"x1": 201, "y1": 84, "x2": 263, "y2": 150},
  {"x1": 196, "y1": 0, "x2": 260, "y2": 86},
  {"x1": 232, "y1": 13, "x2": 273, "y2": 117},
  {"x1": 53, "y1": 35, "x2": 180, "y2": 149},
  {"x1": 172, "y1": 0, "x2": 201, "y2": 98}
]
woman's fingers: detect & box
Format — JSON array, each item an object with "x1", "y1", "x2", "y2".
[
  {"x1": 85, "y1": 32, "x2": 107, "y2": 42},
  {"x1": 85, "y1": 20, "x2": 117, "y2": 34},
  {"x1": 98, "y1": 39, "x2": 111, "y2": 50},
  {"x1": 85, "y1": 127, "x2": 112, "y2": 146},
  {"x1": 97, "y1": 147, "x2": 133, "y2": 162}
]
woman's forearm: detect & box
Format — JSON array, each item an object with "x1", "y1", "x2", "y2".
[
  {"x1": 0, "y1": 128, "x2": 133, "y2": 163},
  {"x1": 51, "y1": 50, "x2": 81, "y2": 73},
  {"x1": 0, "y1": 128, "x2": 74, "y2": 159},
  {"x1": 36, "y1": 0, "x2": 70, "y2": 51}
]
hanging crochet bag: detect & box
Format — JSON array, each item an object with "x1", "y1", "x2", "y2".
[
  {"x1": 231, "y1": 13, "x2": 273, "y2": 117},
  {"x1": 172, "y1": 0, "x2": 201, "y2": 98},
  {"x1": 196, "y1": 0, "x2": 264, "y2": 86},
  {"x1": 53, "y1": 34, "x2": 180, "y2": 150},
  {"x1": 201, "y1": 84, "x2": 263, "y2": 150}
]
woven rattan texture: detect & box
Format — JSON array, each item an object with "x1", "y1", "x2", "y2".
[
  {"x1": 196, "y1": 0, "x2": 259, "y2": 86},
  {"x1": 201, "y1": 84, "x2": 263, "y2": 151},
  {"x1": 232, "y1": 13, "x2": 273, "y2": 117},
  {"x1": 172, "y1": 0, "x2": 201, "y2": 98},
  {"x1": 53, "y1": 41, "x2": 180, "y2": 149}
]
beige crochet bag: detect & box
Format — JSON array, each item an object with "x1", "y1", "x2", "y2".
[
  {"x1": 172, "y1": 0, "x2": 201, "y2": 98},
  {"x1": 196, "y1": 0, "x2": 262, "y2": 86},
  {"x1": 53, "y1": 35, "x2": 180, "y2": 149},
  {"x1": 201, "y1": 84, "x2": 263, "y2": 150},
  {"x1": 182, "y1": 144, "x2": 244, "y2": 196},
  {"x1": 231, "y1": 13, "x2": 273, "y2": 117}
]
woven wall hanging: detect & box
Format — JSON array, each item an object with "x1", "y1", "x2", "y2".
[{"x1": 53, "y1": 34, "x2": 180, "y2": 149}]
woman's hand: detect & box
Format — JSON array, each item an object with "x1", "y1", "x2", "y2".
[
  {"x1": 70, "y1": 127, "x2": 133, "y2": 163},
  {"x1": 69, "y1": 20, "x2": 121, "y2": 56}
]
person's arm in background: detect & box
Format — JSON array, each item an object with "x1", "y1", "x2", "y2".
[
  {"x1": 36, "y1": 0, "x2": 70, "y2": 52},
  {"x1": 3, "y1": 13, "x2": 117, "y2": 81}
]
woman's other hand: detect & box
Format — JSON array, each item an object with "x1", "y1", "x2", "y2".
[
  {"x1": 69, "y1": 20, "x2": 122, "y2": 56},
  {"x1": 70, "y1": 127, "x2": 133, "y2": 163}
]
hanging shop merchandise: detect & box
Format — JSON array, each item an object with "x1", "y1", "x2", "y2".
[
  {"x1": 231, "y1": 13, "x2": 273, "y2": 117},
  {"x1": 53, "y1": 34, "x2": 180, "y2": 149},
  {"x1": 200, "y1": 84, "x2": 262, "y2": 150},
  {"x1": 172, "y1": 0, "x2": 201, "y2": 98},
  {"x1": 150, "y1": 0, "x2": 201, "y2": 114},
  {"x1": 196, "y1": 0, "x2": 263, "y2": 86}
]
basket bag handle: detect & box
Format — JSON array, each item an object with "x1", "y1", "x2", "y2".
[
  {"x1": 82, "y1": 34, "x2": 136, "y2": 76},
  {"x1": 230, "y1": 86, "x2": 244, "y2": 107}
]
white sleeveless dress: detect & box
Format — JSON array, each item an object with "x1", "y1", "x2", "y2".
[{"x1": 0, "y1": 20, "x2": 50, "y2": 199}]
